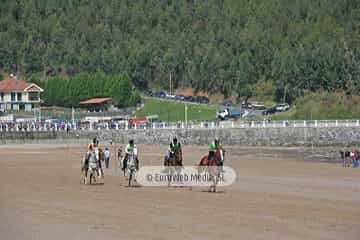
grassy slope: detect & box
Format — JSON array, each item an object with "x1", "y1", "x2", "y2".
[
  {"x1": 271, "y1": 92, "x2": 360, "y2": 120},
  {"x1": 134, "y1": 98, "x2": 219, "y2": 122}
]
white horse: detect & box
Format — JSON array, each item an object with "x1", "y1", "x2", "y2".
[{"x1": 126, "y1": 153, "x2": 138, "y2": 186}]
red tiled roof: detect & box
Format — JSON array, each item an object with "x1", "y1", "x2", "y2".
[
  {"x1": 79, "y1": 97, "x2": 112, "y2": 105},
  {"x1": 0, "y1": 77, "x2": 31, "y2": 91}
]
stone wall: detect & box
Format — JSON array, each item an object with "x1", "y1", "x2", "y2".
[{"x1": 1, "y1": 127, "x2": 360, "y2": 146}]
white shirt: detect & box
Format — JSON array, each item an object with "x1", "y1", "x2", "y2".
[{"x1": 104, "y1": 150, "x2": 111, "y2": 159}]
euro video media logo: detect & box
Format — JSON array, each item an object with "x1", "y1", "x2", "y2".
[{"x1": 137, "y1": 166, "x2": 237, "y2": 187}]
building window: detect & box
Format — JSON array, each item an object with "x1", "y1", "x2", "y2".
[
  {"x1": 0, "y1": 92, "x2": 3, "y2": 101},
  {"x1": 29, "y1": 92, "x2": 39, "y2": 101},
  {"x1": 17, "y1": 93, "x2": 22, "y2": 101},
  {"x1": 11, "y1": 92, "x2": 16, "y2": 101}
]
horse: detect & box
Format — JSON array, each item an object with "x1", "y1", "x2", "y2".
[
  {"x1": 80, "y1": 155, "x2": 88, "y2": 184},
  {"x1": 198, "y1": 148, "x2": 224, "y2": 192},
  {"x1": 117, "y1": 148, "x2": 123, "y2": 168},
  {"x1": 85, "y1": 152, "x2": 98, "y2": 185},
  {"x1": 126, "y1": 153, "x2": 138, "y2": 186},
  {"x1": 163, "y1": 149, "x2": 183, "y2": 186},
  {"x1": 87, "y1": 164, "x2": 98, "y2": 185}
]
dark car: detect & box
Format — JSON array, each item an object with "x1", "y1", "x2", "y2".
[
  {"x1": 154, "y1": 91, "x2": 166, "y2": 98},
  {"x1": 153, "y1": 91, "x2": 161, "y2": 97},
  {"x1": 262, "y1": 107, "x2": 277, "y2": 115},
  {"x1": 159, "y1": 91, "x2": 166, "y2": 98},
  {"x1": 184, "y1": 95, "x2": 192, "y2": 102},
  {"x1": 241, "y1": 103, "x2": 253, "y2": 109},
  {"x1": 202, "y1": 98, "x2": 210, "y2": 104},
  {"x1": 143, "y1": 90, "x2": 153, "y2": 96},
  {"x1": 195, "y1": 96, "x2": 210, "y2": 104},
  {"x1": 223, "y1": 100, "x2": 233, "y2": 107}
]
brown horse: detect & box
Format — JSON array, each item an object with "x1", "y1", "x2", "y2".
[
  {"x1": 198, "y1": 148, "x2": 224, "y2": 192},
  {"x1": 164, "y1": 149, "x2": 183, "y2": 186},
  {"x1": 164, "y1": 149, "x2": 183, "y2": 167}
]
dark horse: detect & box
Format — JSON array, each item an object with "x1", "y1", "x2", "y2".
[
  {"x1": 163, "y1": 149, "x2": 183, "y2": 186},
  {"x1": 198, "y1": 148, "x2": 224, "y2": 192}
]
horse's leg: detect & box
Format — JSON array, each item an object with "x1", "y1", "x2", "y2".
[
  {"x1": 134, "y1": 170, "x2": 137, "y2": 182},
  {"x1": 84, "y1": 168, "x2": 88, "y2": 184},
  {"x1": 128, "y1": 170, "x2": 132, "y2": 187},
  {"x1": 167, "y1": 168, "x2": 171, "y2": 187},
  {"x1": 89, "y1": 171, "x2": 92, "y2": 185},
  {"x1": 213, "y1": 174, "x2": 219, "y2": 192},
  {"x1": 99, "y1": 166, "x2": 103, "y2": 179}
]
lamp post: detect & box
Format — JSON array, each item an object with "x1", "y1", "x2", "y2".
[
  {"x1": 185, "y1": 103, "x2": 188, "y2": 128},
  {"x1": 169, "y1": 72, "x2": 172, "y2": 95}
]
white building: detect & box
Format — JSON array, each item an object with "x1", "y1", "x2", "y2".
[{"x1": 0, "y1": 76, "x2": 44, "y2": 112}]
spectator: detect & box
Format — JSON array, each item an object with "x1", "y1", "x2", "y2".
[{"x1": 104, "y1": 148, "x2": 111, "y2": 169}]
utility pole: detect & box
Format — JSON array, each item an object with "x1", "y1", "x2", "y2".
[
  {"x1": 71, "y1": 107, "x2": 75, "y2": 126},
  {"x1": 185, "y1": 104, "x2": 188, "y2": 128},
  {"x1": 169, "y1": 72, "x2": 172, "y2": 95},
  {"x1": 283, "y1": 85, "x2": 287, "y2": 103}
]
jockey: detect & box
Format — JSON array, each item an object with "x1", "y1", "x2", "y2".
[
  {"x1": 208, "y1": 141, "x2": 217, "y2": 160},
  {"x1": 122, "y1": 139, "x2": 139, "y2": 170},
  {"x1": 86, "y1": 143, "x2": 97, "y2": 172},
  {"x1": 167, "y1": 137, "x2": 182, "y2": 159}
]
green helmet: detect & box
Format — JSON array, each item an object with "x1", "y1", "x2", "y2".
[{"x1": 209, "y1": 142, "x2": 216, "y2": 151}]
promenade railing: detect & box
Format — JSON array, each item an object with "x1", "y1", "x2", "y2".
[{"x1": 1, "y1": 119, "x2": 360, "y2": 132}]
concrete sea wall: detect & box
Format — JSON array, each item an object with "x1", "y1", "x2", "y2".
[{"x1": 1, "y1": 127, "x2": 360, "y2": 146}]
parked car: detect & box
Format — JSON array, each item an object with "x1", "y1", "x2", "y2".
[
  {"x1": 175, "y1": 94, "x2": 185, "y2": 101},
  {"x1": 223, "y1": 100, "x2": 233, "y2": 107},
  {"x1": 262, "y1": 107, "x2": 277, "y2": 115},
  {"x1": 184, "y1": 95, "x2": 194, "y2": 102},
  {"x1": 252, "y1": 102, "x2": 266, "y2": 110},
  {"x1": 275, "y1": 103, "x2": 290, "y2": 112},
  {"x1": 143, "y1": 90, "x2": 153, "y2": 96},
  {"x1": 154, "y1": 91, "x2": 166, "y2": 98},
  {"x1": 241, "y1": 102, "x2": 253, "y2": 109},
  {"x1": 165, "y1": 93, "x2": 176, "y2": 99},
  {"x1": 195, "y1": 96, "x2": 210, "y2": 104}
]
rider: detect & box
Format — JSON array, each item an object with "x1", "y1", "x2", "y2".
[
  {"x1": 85, "y1": 143, "x2": 97, "y2": 183},
  {"x1": 122, "y1": 139, "x2": 139, "y2": 170},
  {"x1": 208, "y1": 140, "x2": 217, "y2": 161},
  {"x1": 92, "y1": 139, "x2": 103, "y2": 178},
  {"x1": 208, "y1": 138, "x2": 224, "y2": 160},
  {"x1": 167, "y1": 137, "x2": 182, "y2": 160}
]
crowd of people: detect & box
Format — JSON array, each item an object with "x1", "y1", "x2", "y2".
[{"x1": 340, "y1": 150, "x2": 360, "y2": 168}]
